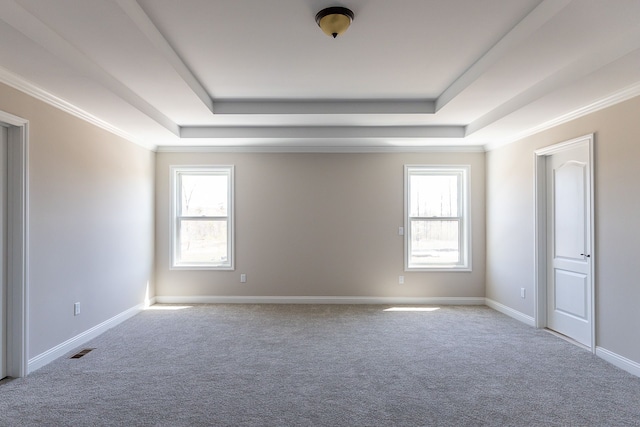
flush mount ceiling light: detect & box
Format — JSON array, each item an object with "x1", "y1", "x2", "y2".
[{"x1": 315, "y1": 6, "x2": 354, "y2": 38}]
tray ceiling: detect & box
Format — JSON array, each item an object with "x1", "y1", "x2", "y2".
[{"x1": 0, "y1": 0, "x2": 639, "y2": 150}]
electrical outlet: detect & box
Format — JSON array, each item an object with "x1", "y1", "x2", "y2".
[
  {"x1": 399, "y1": 275, "x2": 405, "y2": 284},
  {"x1": 520, "y1": 288, "x2": 526, "y2": 299},
  {"x1": 74, "y1": 302, "x2": 81, "y2": 316},
  {"x1": 240, "y1": 274, "x2": 247, "y2": 283}
]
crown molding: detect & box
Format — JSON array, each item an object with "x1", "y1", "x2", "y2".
[
  {"x1": 484, "y1": 82, "x2": 640, "y2": 151},
  {"x1": 180, "y1": 125, "x2": 465, "y2": 139},
  {"x1": 211, "y1": 100, "x2": 436, "y2": 115},
  {"x1": 156, "y1": 144, "x2": 485, "y2": 154},
  {"x1": 0, "y1": 66, "x2": 157, "y2": 151}
]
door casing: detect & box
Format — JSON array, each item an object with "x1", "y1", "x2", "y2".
[
  {"x1": 0, "y1": 110, "x2": 28, "y2": 377},
  {"x1": 534, "y1": 134, "x2": 595, "y2": 352},
  {"x1": 0, "y1": 125, "x2": 6, "y2": 380}
]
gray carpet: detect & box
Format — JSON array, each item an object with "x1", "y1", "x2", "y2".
[{"x1": 1, "y1": 304, "x2": 639, "y2": 426}]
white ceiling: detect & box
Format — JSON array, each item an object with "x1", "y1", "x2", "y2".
[{"x1": 1, "y1": 0, "x2": 639, "y2": 151}]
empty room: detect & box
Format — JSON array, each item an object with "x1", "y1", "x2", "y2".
[{"x1": 1, "y1": 0, "x2": 640, "y2": 425}]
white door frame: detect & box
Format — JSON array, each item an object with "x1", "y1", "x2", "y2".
[
  {"x1": 534, "y1": 134, "x2": 595, "y2": 353},
  {"x1": 0, "y1": 110, "x2": 29, "y2": 377}
]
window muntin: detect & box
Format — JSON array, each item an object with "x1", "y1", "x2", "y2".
[
  {"x1": 405, "y1": 166, "x2": 470, "y2": 271},
  {"x1": 171, "y1": 166, "x2": 234, "y2": 269}
]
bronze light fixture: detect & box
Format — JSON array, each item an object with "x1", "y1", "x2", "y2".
[{"x1": 315, "y1": 7, "x2": 354, "y2": 38}]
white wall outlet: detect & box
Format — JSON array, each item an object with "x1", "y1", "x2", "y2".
[
  {"x1": 399, "y1": 275, "x2": 405, "y2": 284},
  {"x1": 74, "y1": 302, "x2": 81, "y2": 316},
  {"x1": 398, "y1": 226, "x2": 404, "y2": 236},
  {"x1": 520, "y1": 288, "x2": 526, "y2": 299},
  {"x1": 240, "y1": 274, "x2": 247, "y2": 283}
]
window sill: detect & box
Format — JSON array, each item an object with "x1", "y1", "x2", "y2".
[
  {"x1": 405, "y1": 267, "x2": 472, "y2": 272},
  {"x1": 170, "y1": 265, "x2": 234, "y2": 271}
]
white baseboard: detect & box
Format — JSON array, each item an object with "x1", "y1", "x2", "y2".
[
  {"x1": 155, "y1": 295, "x2": 487, "y2": 306},
  {"x1": 596, "y1": 347, "x2": 640, "y2": 378},
  {"x1": 28, "y1": 302, "x2": 146, "y2": 373},
  {"x1": 485, "y1": 298, "x2": 536, "y2": 327}
]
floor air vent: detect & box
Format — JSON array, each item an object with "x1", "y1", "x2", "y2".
[{"x1": 70, "y1": 348, "x2": 95, "y2": 359}]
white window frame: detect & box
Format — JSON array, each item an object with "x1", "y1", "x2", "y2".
[
  {"x1": 404, "y1": 165, "x2": 471, "y2": 271},
  {"x1": 170, "y1": 165, "x2": 234, "y2": 270}
]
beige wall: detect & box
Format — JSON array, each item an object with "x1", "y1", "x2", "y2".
[
  {"x1": 0, "y1": 83, "x2": 155, "y2": 358},
  {"x1": 156, "y1": 152, "x2": 486, "y2": 299},
  {"x1": 4, "y1": 73, "x2": 639, "y2": 373},
  {"x1": 486, "y1": 95, "x2": 640, "y2": 364},
  {"x1": 4, "y1": 74, "x2": 638, "y2": 371}
]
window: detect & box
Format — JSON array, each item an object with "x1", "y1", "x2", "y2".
[
  {"x1": 171, "y1": 166, "x2": 234, "y2": 269},
  {"x1": 404, "y1": 165, "x2": 470, "y2": 271}
]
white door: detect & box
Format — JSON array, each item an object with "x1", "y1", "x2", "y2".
[
  {"x1": 0, "y1": 125, "x2": 6, "y2": 379},
  {"x1": 546, "y1": 142, "x2": 592, "y2": 347}
]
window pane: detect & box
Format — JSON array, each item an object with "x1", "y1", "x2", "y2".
[
  {"x1": 409, "y1": 174, "x2": 458, "y2": 217},
  {"x1": 181, "y1": 174, "x2": 228, "y2": 216},
  {"x1": 179, "y1": 220, "x2": 228, "y2": 264},
  {"x1": 410, "y1": 220, "x2": 459, "y2": 265}
]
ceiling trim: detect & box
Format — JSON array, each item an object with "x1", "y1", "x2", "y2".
[
  {"x1": 180, "y1": 125, "x2": 465, "y2": 139},
  {"x1": 484, "y1": 82, "x2": 640, "y2": 151},
  {"x1": 156, "y1": 145, "x2": 486, "y2": 154},
  {"x1": 211, "y1": 100, "x2": 436, "y2": 115},
  {"x1": 0, "y1": 65, "x2": 156, "y2": 151}
]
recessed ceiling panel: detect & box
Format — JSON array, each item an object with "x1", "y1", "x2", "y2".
[
  {"x1": 138, "y1": 0, "x2": 541, "y2": 100},
  {"x1": 1, "y1": 0, "x2": 639, "y2": 149}
]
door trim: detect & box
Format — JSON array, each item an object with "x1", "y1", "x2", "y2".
[
  {"x1": 0, "y1": 110, "x2": 29, "y2": 377},
  {"x1": 534, "y1": 134, "x2": 595, "y2": 353}
]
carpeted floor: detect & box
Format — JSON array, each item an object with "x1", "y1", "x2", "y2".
[{"x1": 1, "y1": 304, "x2": 639, "y2": 426}]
